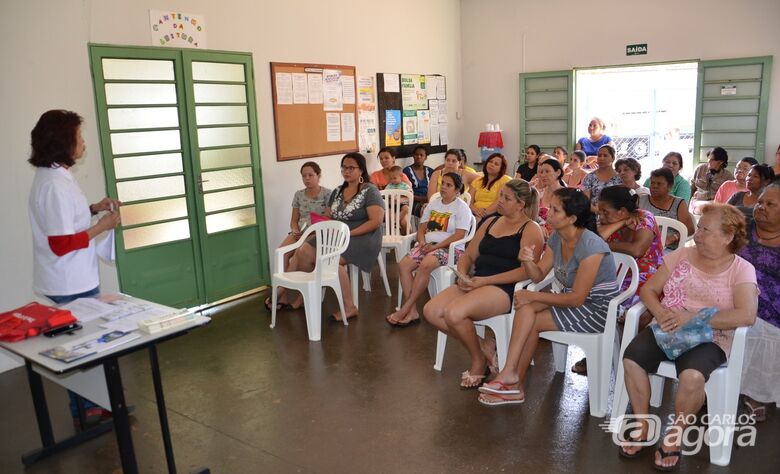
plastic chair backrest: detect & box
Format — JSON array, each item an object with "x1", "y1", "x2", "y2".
[
  {"x1": 447, "y1": 214, "x2": 477, "y2": 266},
  {"x1": 380, "y1": 189, "x2": 413, "y2": 237},
  {"x1": 655, "y1": 216, "x2": 688, "y2": 247},
  {"x1": 312, "y1": 221, "x2": 350, "y2": 278}
]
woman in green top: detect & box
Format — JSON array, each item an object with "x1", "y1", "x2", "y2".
[{"x1": 643, "y1": 152, "x2": 691, "y2": 203}]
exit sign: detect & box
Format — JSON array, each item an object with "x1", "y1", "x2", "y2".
[{"x1": 626, "y1": 44, "x2": 647, "y2": 56}]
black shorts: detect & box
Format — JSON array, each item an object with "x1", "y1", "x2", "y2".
[{"x1": 623, "y1": 327, "x2": 727, "y2": 382}]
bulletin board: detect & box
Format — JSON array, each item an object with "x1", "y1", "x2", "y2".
[
  {"x1": 377, "y1": 72, "x2": 448, "y2": 159},
  {"x1": 270, "y1": 62, "x2": 358, "y2": 161}
]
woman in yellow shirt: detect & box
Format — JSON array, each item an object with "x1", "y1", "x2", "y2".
[
  {"x1": 470, "y1": 153, "x2": 510, "y2": 218},
  {"x1": 428, "y1": 149, "x2": 480, "y2": 200}
]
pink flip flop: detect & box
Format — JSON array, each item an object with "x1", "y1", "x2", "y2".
[{"x1": 478, "y1": 379, "x2": 521, "y2": 395}]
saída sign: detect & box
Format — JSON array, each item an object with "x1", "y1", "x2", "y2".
[{"x1": 626, "y1": 44, "x2": 648, "y2": 56}]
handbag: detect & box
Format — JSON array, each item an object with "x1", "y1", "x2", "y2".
[{"x1": 651, "y1": 307, "x2": 717, "y2": 360}]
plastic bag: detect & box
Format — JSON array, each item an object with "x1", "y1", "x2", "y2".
[{"x1": 651, "y1": 307, "x2": 717, "y2": 360}]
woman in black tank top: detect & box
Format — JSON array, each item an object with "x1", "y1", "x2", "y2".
[{"x1": 423, "y1": 179, "x2": 544, "y2": 389}]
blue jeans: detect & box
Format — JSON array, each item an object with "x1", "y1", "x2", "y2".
[{"x1": 45, "y1": 287, "x2": 101, "y2": 417}]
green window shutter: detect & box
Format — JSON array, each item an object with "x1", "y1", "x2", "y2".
[
  {"x1": 519, "y1": 70, "x2": 574, "y2": 156},
  {"x1": 693, "y1": 56, "x2": 773, "y2": 165}
]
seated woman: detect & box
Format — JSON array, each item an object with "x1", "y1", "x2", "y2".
[
  {"x1": 423, "y1": 180, "x2": 544, "y2": 388},
  {"x1": 563, "y1": 150, "x2": 587, "y2": 189},
  {"x1": 402, "y1": 145, "x2": 434, "y2": 217},
  {"x1": 615, "y1": 157, "x2": 649, "y2": 196},
  {"x1": 619, "y1": 203, "x2": 758, "y2": 470},
  {"x1": 387, "y1": 173, "x2": 471, "y2": 327},
  {"x1": 581, "y1": 144, "x2": 622, "y2": 211},
  {"x1": 714, "y1": 157, "x2": 758, "y2": 203},
  {"x1": 728, "y1": 164, "x2": 775, "y2": 218},
  {"x1": 536, "y1": 158, "x2": 567, "y2": 238},
  {"x1": 566, "y1": 186, "x2": 665, "y2": 376},
  {"x1": 469, "y1": 153, "x2": 511, "y2": 219},
  {"x1": 277, "y1": 153, "x2": 384, "y2": 320},
  {"x1": 515, "y1": 144, "x2": 541, "y2": 182},
  {"x1": 553, "y1": 146, "x2": 568, "y2": 170},
  {"x1": 690, "y1": 146, "x2": 734, "y2": 215},
  {"x1": 739, "y1": 183, "x2": 780, "y2": 422},
  {"x1": 265, "y1": 161, "x2": 331, "y2": 311},
  {"x1": 638, "y1": 168, "x2": 695, "y2": 251},
  {"x1": 643, "y1": 152, "x2": 692, "y2": 203},
  {"x1": 428, "y1": 148, "x2": 479, "y2": 200},
  {"x1": 370, "y1": 147, "x2": 413, "y2": 190},
  {"x1": 477, "y1": 188, "x2": 619, "y2": 405}
]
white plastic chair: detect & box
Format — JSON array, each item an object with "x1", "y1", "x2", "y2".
[
  {"x1": 611, "y1": 301, "x2": 752, "y2": 466},
  {"x1": 395, "y1": 209, "x2": 477, "y2": 310},
  {"x1": 655, "y1": 215, "x2": 689, "y2": 248},
  {"x1": 270, "y1": 221, "x2": 350, "y2": 341},
  {"x1": 433, "y1": 280, "x2": 531, "y2": 371},
  {"x1": 535, "y1": 252, "x2": 639, "y2": 417}
]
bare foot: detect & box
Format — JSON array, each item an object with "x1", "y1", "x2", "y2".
[
  {"x1": 330, "y1": 307, "x2": 359, "y2": 322},
  {"x1": 654, "y1": 434, "x2": 682, "y2": 470},
  {"x1": 478, "y1": 337, "x2": 498, "y2": 374},
  {"x1": 386, "y1": 309, "x2": 407, "y2": 326},
  {"x1": 397, "y1": 308, "x2": 420, "y2": 325}
]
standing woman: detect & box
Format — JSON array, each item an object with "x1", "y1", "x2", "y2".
[
  {"x1": 265, "y1": 161, "x2": 331, "y2": 311},
  {"x1": 537, "y1": 158, "x2": 567, "y2": 237},
  {"x1": 277, "y1": 153, "x2": 384, "y2": 320},
  {"x1": 643, "y1": 152, "x2": 691, "y2": 202},
  {"x1": 690, "y1": 146, "x2": 734, "y2": 214},
  {"x1": 727, "y1": 164, "x2": 775, "y2": 218},
  {"x1": 715, "y1": 157, "x2": 758, "y2": 203},
  {"x1": 28, "y1": 110, "x2": 121, "y2": 425},
  {"x1": 478, "y1": 188, "x2": 619, "y2": 405},
  {"x1": 469, "y1": 153, "x2": 511, "y2": 218},
  {"x1": 370, "y1": 147, "x2": 413, "y2": 190},
  {"x1": 581, "y1": 144, "x2": 622, "y2": 210},
  {"x1": 638, "y1": 168, "x2": 695, "y2": 250},
  {"x1": 424, "y1": 180, "x2": 544, "y2": 388},
  {"x1": 402, "y1": 145, "x2": 434, "y2": 217},
  {"x1": 575, "y1": 117, "x2": 615, "y2": 160},
  {"x1": 515, "y1": 144, "x2": 540, "y2": 182},
  {"x1": 563, "y1": 150, "x2": 587, "y2": 189},
  {"x1": 428, "y1": 148, "x2": 479, "y2": 200}
]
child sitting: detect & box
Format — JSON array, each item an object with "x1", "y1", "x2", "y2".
[{"x1": 386, "y1": 165, "x2": 412, "y2": 234}]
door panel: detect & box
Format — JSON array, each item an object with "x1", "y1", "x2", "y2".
[
  {"x1": 693, "y1": 57, "x2": 773, "y2": 165},
  {"x1": 519, "y1": 70, "x2": 574, "y2": 157}
]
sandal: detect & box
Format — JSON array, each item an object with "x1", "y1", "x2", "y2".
[
  {"x1": 571, "y1": 357, "x2": 587, "y2": 375},
  {"x1": 460, "y1": 369, "x2": 488, "y2": 389},
  {"x1": 478, "y1": 391, "x2": 525, "y2": 406},
  {"x1": 653, "y1": 446, "x2": 681, "y2": 472},
  {"x1": 264, "y1": 297, "x2": 289, "y2": 312},
  {"x1": 618, "y1": 435, "x2": 646, "y2": 459},
  {"x1": 743, "y1": 397, "x2": 767, "y2": 422},
  {"x1": 478, "y1": 379, "x2": 521, "y2": 395}
]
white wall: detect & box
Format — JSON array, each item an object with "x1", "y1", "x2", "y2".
[
  {"x1": 0, "y1": 0, "x2": 462, "y2": 308},
  {"x1": 461, "y1": 0, "x2": 780, "y2": 166}
]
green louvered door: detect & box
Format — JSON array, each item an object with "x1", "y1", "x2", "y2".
[{"x1": 519, "y1": 70, "x2": 575, "y2": 159}]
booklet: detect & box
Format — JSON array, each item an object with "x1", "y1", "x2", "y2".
[{"x1": 39, "y1": 330, "x2": 141, "y2": 363}]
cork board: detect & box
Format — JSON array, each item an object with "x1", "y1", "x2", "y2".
[{"x1": 270, "y1": 62, "x2": 358, "y2": 161}]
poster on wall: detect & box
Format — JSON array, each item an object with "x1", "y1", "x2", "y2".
[
  {"x1": 401, "y1": 74, "x2": 427, "y2": 110},
  {"x1": 416, "y1": 110, "x2": 431, "y2": 144},
  {"x1": 385, "y1": 110, "x2": 402, "y2": 146},
  {"x1": 322, "y1": 69, "x2": 343, "y2": 111},
  {"x1": 150, "y1": 10, "x2": 206, "y2": 48},
  {"x1": 402, "y1": 110, "x2": 418, "y2": 145}
]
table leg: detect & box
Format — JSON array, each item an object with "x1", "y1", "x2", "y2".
[
  {"x1": 149, "y1": 344, "x2": 177, "y2": 474},
  {"x1": 103, "y1": 356, "x2": 138, "y2": 474},
  {"x1": 26, "y1": 360, "x2": 54, "y2": 447}
]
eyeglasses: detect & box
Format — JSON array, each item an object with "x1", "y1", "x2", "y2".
[{"x1": 341, "y1": 165, "x2": 360, "y2": 172}]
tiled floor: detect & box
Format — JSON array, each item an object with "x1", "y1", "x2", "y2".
[{"x1": 1, "y1": 270, "x2": 778, "y2": 473}]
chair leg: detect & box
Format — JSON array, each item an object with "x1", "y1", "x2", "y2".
[
  {"x1": 328, "y1": 281, "x2": 349, "y2": 327},
  {"x1": 704, "y1": 373, "x2": 737, "y2": 466},
  {"x1": 270, "y1": 284, "x2": 278, "y2": 328},
  {"x1": 376, "y1": 254, "x2": 391, "y2": 296},
  {"x1": 349, "y1": 265, "x2": 360, "y2": 309},
  {"x1": 493, "y1": 326, "x2": 508, "y2": 371},
  {"x1": 649, "y1": 375, "x2": 665, "y2": 408},
  {"x1": 611, "y1": 360, "x2": 630, "y2": 428},
  {"x1": 551, "y1": 342, "x2": 568, "y2": 373},
  {"x1": 396, "y1": 278, "x2": 403, "y2": 311},
  {"x1": 434, "y1": 331, "x2": 447, "y2": 371},
  {"x1": 361, "y1": 270, "x2": 372, "y2": 291},
  {"x1": 585, "y1": 347, "x2": 609, "y2": 418},
  {"x1": 303, "y1": 287, "x2": 321, "y2": 342}
]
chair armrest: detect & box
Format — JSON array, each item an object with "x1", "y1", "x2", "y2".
[
  {"x1": 526, "y1": 270, "x2": 555, "y2": 292},
  {"x1": 514, "y1": 279, "x2": 532, "y2": 292},
  {"x1": 399, "y1": 234, "x2": 417, "y2": 258},
  {"x1": 620, "y1": 301, "x2": 646, "y2": 351},
  {"x1": 274, "y1": 226, "x2": 317, "y2": 274}
]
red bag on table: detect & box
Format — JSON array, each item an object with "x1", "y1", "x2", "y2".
[{"x1": 0, "y1": 302, "x2": 77, "y2": 342}]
